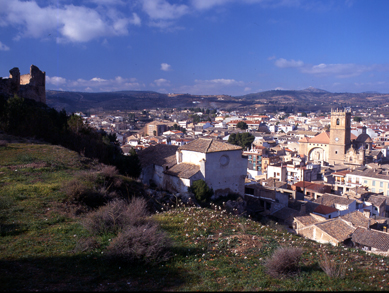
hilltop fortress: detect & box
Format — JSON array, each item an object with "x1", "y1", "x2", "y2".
[{"x1": 0, "y1": 65, "x2": 46, "y2": 104}]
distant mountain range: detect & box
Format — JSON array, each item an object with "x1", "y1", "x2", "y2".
[{"x1": 46, "y1": 88, "x2": 389, "y2": 113}]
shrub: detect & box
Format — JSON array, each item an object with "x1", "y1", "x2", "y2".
[
  {"x1": 0, "y1": 140, "x2": 8, "y2": 147},
  {"x1": 319, "y1": 254, "x2": 345, "y2": 279},
  {"x1": 105, "y1": 222, "x2": 171, "y2": 264},
  {"x1": 100, "y1": 165, "x2": 119, "y2": 179},
  {"x1": 62, "y1": 176, "x2": 108, "y2": 209},
  {"x1": 81, "y1": 197, "x2": 150, "y2": 235},
  {"x1": 189, "y1": 179, "x2": 213, "y2": 204},
  {"x1": 264, "y1": 246, "x2": 304, "y2": 278}
]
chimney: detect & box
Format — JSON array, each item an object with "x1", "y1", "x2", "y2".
[{"x1": 368, "y1": 219, "x2": 371, "y2": 230}]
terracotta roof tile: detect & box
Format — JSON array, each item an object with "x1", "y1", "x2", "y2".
[
  {"x1": 313, "y1": 204, "x2": 338, "y2": 215},
  {"x1": 340, "y1": 211, "x2": 374, "y2": 228},
  {"x1": 178, "y1": 138, "x2": 242, "y2": 153},
  {"x1": 137, "y1": 144, "x2": 178, "y2": 168},
  {"x1": 164, "y1": 163, "x2": 201, "y2": 179},
  {"x1": 313, "y1": 193, "x2": 356, "y2": 207},
  {"x1": 352, "y1": 227, "x2": 389, "y2": 251},
  {"x1": 308, "y1": 131, "x2": 330, "y2": 144},
  {"x1": 315, "y1": 218, "x2": 355, "y2": 242},
  {"x1": 294, "y1": 214, "x2": 321, "y2": 227}
]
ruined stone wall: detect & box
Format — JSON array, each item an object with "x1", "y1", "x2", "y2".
[{"x1": 0, "y1": 65, "x2": 46, "y2": 104}]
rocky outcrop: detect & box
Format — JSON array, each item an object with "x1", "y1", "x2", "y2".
[{"x1": 0, "y1": 65, "x2": 45, "y2": 104}]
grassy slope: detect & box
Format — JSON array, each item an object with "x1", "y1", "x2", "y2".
[{"x1": 1, "y1": 141, "x2": 389, "y2": 291}]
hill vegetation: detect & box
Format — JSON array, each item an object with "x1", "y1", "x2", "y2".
[
  {"x1": 0, "y1": 94, "x2": 141, "y2": 178},
  {"x1": 1, "y1": 140, "x2": 389, "y2": 290},
  {"x1": 46, "y1": 88, "x2": 389, "y2": 113}
]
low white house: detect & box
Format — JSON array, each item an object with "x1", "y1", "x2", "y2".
[{"x1": 139, "y1": 138, "x2": 248, "y2": 196}]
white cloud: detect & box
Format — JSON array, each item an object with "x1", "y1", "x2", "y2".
[
  {"x1": 0, "y1": 41, "x2": 10, "y2": 51},
  {"x1": 46, "y1": 75, "x2": 144, "y2": 92},
  {"x1": 161, "y1": 63, "x2": 171, "y2": 71},
  {"x1": 141, "y1": 0, "x2": 189, "y2": 20},
  {"x1": 300, "y1": 63, "x2": 375, "y2": 78},
  {"x1": 274, "y1": 57, "x2": 386, "y2": 78},
  {"x1": 191, "y1": 0, "x2": 233, "y2": 10},
  {"x1": 153, "y1": 78, "x2": 170, "y2": 87},
  {"x1": 0, "y1": 0, "x2": 139, "y2": 42},
  {"x1": 244, "y1": 87, "x2": 251, "y2": 92},
  {"x1": 46, "y1": 76, "x2": 67, "y2": 86},
  {"x1": 191, "y1": 0, "x2": 301, "y2": 10},
  {"x1": 275, "y1": 58, "x2": 304, "y2": 68}
]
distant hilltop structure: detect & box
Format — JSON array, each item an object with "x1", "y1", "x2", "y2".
[{"x1": 0, "y1": 65, "x2": 46, "y2": 104}]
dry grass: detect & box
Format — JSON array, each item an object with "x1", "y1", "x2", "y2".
[
  {"x1": 106, "y1": 222, "x2": 172, "y2": 263},
  {"x1": 81, "y1": 198, "x2": 150, "y2": 235},
  {"x1": 319, "y1": 253, "x2": 346, "y2": 279},
  {"x1": 264, "y1": 246, "x2": 304, "y2": 278}
]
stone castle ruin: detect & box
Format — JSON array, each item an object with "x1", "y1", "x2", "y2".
[{"x1": 0, "y1": 65, "x2": 46, "y2": 104}]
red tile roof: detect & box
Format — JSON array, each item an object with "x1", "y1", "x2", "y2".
[{"x1": 313, "y1": 204, "x2": 338, "y2": 215}]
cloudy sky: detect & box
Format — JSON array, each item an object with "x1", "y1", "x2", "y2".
[{"x1": 1, "y1": 0, "x2": 389, "y2": 95}]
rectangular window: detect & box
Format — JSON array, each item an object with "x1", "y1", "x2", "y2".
[
  {"x1": 387, "y1": 190, "x2": 389, "y2": 196},
  {"x1": 364, "y1": 180, "x2": 368, "y2": 184},
  {"x1": 379, "y1": 189, "x2": 383, "y2": 193},
  {"x1": 380, "y1": 182, "x2": 384, "y2": 188},
  {"x1": 372, "y1": 180, "x2": 376, "y2": 186},
  {"x1": 248, "y1": 155, "x2": 252, "y2": 160},
  {"x1": 372, "y1": 188, "x2": 376, "y2": 193}
]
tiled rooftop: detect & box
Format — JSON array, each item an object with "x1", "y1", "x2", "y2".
[
  {"x1": 340, "y1": 211, "x2": 374, "y2": 228},
  {"x1": 164, "y1": 163, "x2": 201, "y2": 179},
  {"x1": 294, "y1": 214, "x2": 321, "y2": 227},
  {"x1": 315, "y1": 218, "x2": 355, "y2": 242},
  {"x1": 352, "y1": 227, "x2": 389, "y2": 251},
  {"x1": 137, "y1": 144, "x2": 178, "y2": 168},
  {"x1": 313, "y1": 193, "x2": 355, "y2": 207},
  {"x1": 313, "y1": 204, "x2": 338, "y2": 215},
  {"x1": 178, "y1": 138, "x2": 242, "y2": 153}
]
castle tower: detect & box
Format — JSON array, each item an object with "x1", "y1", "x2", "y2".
[{"x1": 328, "y1": 108, "x2": 351, "y2": 164}]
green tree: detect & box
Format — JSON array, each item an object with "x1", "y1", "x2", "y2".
[
  {"x1": 189, "y1": 179, "x2": 213, "y2": 205},
  {"x1": 191, "y1": 114, "x2": 201, "y2": 124},
  {"x1": 301, "y1": 112, "x2": 307, "y2": 117},
  {"x1": 228, "y1": 133, "x2": 254, "y2": 149},
  {"x1": 353, "y1": 116, "x2": 363, "y2": 122},
  {"x1": 68, "y1": 114, "x2": 88, "y2": 134},
  {"x1": 236, "y1": 121, "x2": 248, "y2": 130}
]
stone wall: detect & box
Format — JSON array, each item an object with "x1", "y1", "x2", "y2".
[{"x1": 0, "y1": 65, "x2": 45, "y2": 104}]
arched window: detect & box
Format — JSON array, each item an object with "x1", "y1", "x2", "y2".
[{"x1": 336, "y1": 118, "x2": 340, "y2": 125}]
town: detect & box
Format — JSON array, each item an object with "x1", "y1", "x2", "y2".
[{"x1": 76, "y1": 102, "x2": 389, "y2": 255}]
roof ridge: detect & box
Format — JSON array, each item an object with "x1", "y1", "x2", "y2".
[{"x1": 205, "y1": 138, "x2": 212, "y2": 153}]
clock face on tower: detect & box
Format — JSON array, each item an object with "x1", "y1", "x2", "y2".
[{"x1": 335, "y1": 137, "x2": 339, "y2": 142}]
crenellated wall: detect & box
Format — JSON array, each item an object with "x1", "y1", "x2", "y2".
[{"x1": 0, "y1": 65, "x2": 46, "y2": 104}]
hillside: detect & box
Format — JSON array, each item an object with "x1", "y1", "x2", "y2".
[
  {"x1": 1, "y1": 140, "x2": 389, "y2": 290},
  {"x1": 46, "y1": 88, "x2": 389, "y2": 113}
]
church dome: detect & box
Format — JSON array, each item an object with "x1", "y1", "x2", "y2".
[{"x1": 355, "y1": 133, "x2": 372, "y2": 143}]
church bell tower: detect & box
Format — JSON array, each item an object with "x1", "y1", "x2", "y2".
[{"x1": 328, "y1": 108, "x2": 351, "y2": 165}]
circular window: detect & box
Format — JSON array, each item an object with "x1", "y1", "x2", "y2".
[{"x1": 220, "y1": 155, "x2": 230, "y2": 166}]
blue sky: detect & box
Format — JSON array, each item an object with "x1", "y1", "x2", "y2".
[{"x1": 1, "y1": 0, "x2": 389, "y2": 95}]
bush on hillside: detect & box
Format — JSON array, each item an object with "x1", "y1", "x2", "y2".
[
  {"x1": 319, "y1": 254, "x2": 346, "y2": 279},
  {"x1": 81, "y1": 198, "x2": 150, "y2": 235},
  {"x1": 105, "y1": 222, "x2": 172, "y2": 264},
  {"x1": 189, "y1": 179, "x2": 213, "y2": 205},
  {"x1": 264, "y1": 246, "x2": 304, "y2": 278},
  {"x1": 62, "y1": 172, "x2": 109, "y2": 209}
]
